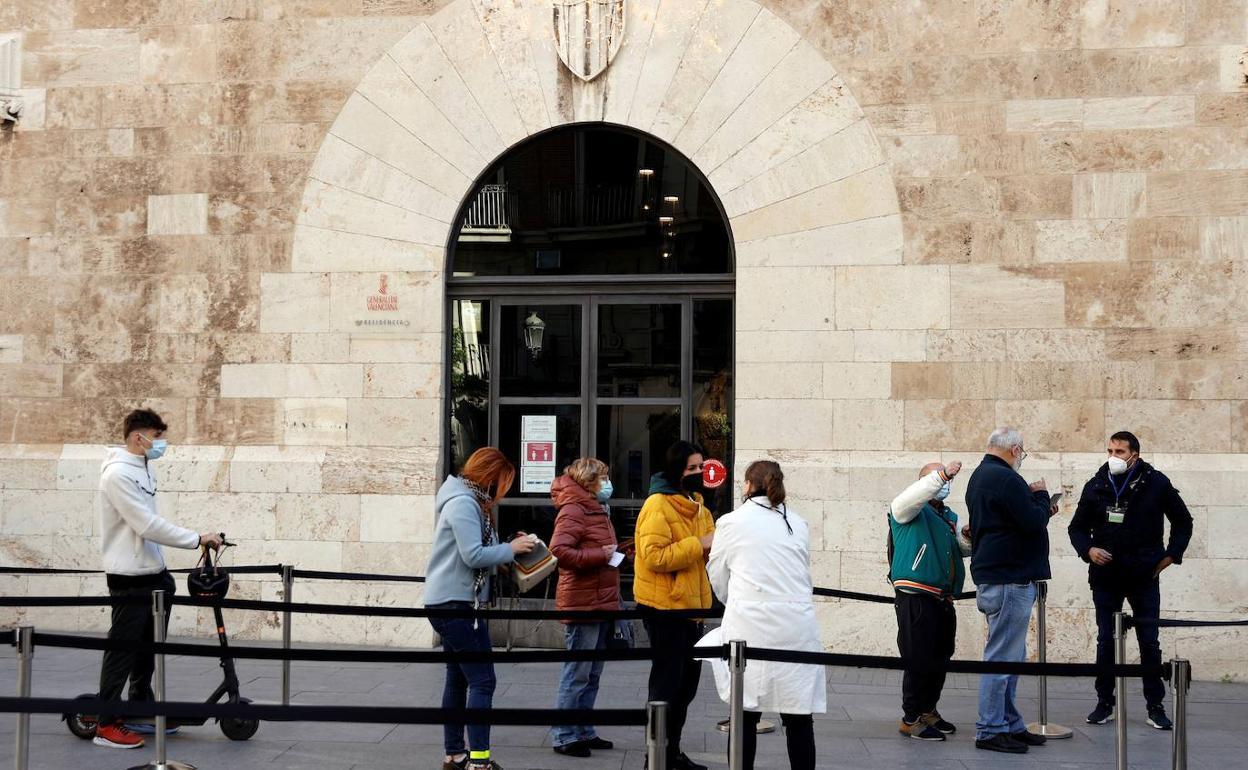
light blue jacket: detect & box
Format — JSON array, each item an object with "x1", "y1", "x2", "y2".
[{"x1": 423, "y1": 476, "x2": 514, "y2": 606}]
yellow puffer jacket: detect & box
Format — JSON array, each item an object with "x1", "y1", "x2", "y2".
[{"x1": 633, "y1": 482, "x2": 716, "y2": 611}]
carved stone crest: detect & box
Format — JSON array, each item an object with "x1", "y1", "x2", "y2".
[{"x1": 552, "y1": 0, "x2": 626, "y2": 82}]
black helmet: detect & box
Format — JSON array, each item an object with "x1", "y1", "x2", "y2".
[{"x1": 187, "y1": 547, "x2": 230, "y2": 601}]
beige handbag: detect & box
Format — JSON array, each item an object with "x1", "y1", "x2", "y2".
[{"x1": 498, "y1": 536, "x2": 557, "y2": 593}]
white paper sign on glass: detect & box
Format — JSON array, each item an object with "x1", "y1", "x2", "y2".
[{"x1": 520, "y1": 415, "x2": 558, "y2": 493}]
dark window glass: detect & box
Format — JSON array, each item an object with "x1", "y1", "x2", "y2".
[
  {"x1": 448, "y1": 299, "x2": 490, "y2": 474},
  {"x1": 595, "y1": 404, "x2": 681, "y2": 502},
  {"x1": 498, "y1": 304, "x2": 581, "y2": 397},
  {"x1": 693, "y1": 299, "x2": 734, "y2": 515},
  {"x1": 452, "y1": 126, "x2": 732, "y2": 276},
  {"x1": 597, "y1": 304, "x2": 681, "y2": 398}
]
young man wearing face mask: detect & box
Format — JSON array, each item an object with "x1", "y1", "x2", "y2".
[
  {"x1": 93, "y1": 409, "x2": 224, "y2": 750},
  {"x1": 965, "y1": 427, "x2": 1056, "y2": 754},
  {"x1": 887, "y1": 460, "x2": 970, "y2": 741},
  {"x1": 1068, "y1": 431, "x2": 1192, "y2": 730}
]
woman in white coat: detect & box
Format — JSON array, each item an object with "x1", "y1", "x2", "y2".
[{"x1": 700, "y1": 460, "x2": 824, "y2": 770}]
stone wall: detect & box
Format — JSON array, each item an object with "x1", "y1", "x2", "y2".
[{"x1": 1, "y1": 0, "x2": 1245, "y2": 679}]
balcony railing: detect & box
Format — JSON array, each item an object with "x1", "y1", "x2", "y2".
[{"x1": 460, "y1": 184, "x2": 512, "y2": 239}]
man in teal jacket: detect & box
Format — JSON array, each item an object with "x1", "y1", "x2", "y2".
[{"x1": 888, "y1": 460, "x2": 969, "y2": 742}]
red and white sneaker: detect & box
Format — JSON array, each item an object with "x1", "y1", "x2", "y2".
[{"x1": 93, "y1": 723, "x2": 145, "y2": 749}]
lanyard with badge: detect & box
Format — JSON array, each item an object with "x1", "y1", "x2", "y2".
[{"x1": 1106, "y1": 467, "x2": 1135, "y2": 524}]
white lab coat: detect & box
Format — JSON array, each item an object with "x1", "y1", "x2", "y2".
[{"x1": 697, "y1": 498, "x2": 826, "y2": 714}]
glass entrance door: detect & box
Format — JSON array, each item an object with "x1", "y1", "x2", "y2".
[{"x1": 447, "y1": 292, "x2": 733, "y2": 596}]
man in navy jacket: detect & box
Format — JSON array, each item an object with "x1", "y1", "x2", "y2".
[
  {"x1": 1068, "y1": 431, "x2": 1192, "y2": 730},
  {"x1": 966, "y1": 427, "x2": 1056, "y2": 754}
]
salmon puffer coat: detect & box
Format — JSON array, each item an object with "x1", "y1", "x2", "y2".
[
  {"x1": 633, "y1": 472, "x2": 715, "y2": 611},
  {"x1": 549, "y1": 474, "x2": 620, "y2": 621}
]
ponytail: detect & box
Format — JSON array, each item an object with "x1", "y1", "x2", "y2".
[{"x1": 744, "y1": 460, "x2": 786, "y2": 508}]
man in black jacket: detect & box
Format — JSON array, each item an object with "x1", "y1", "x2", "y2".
[
  {"x1": 1068, "y1": 431, "x2": 1192, "y2": 730},
  {"x1": 966, "y1": 426, "x2": 1056, "y2": 755}
]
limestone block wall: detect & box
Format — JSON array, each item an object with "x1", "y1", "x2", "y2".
[{"x1": 1, "y1": 0, "x2": 1246, "y2": 679}]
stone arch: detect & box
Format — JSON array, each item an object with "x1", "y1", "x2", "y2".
[{"x1": 279, "y1": 0, "x2": 903, "y2": 451}]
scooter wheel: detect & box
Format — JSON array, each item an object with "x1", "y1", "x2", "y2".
[
  {"x1": 220, "y1": 717, "x2": 259, "y2": 741},
  {"x1": 63, "y1": 694, "x2": 98, "y2": 740}
]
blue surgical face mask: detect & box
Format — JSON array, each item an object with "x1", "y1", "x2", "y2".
[
  {"x1": 139, "y1": 434, "x2": 168, "y2": 461},
  {"x1": 934, "y1": 481, "x2": 952, "y2": 501},
  {"x1": 596, "y1": 479, "x2": 613, "y2": 503}
]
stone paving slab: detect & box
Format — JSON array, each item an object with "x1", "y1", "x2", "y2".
[{"x1": 0, "y1": 639, "x2": 1244, "y2": 770}]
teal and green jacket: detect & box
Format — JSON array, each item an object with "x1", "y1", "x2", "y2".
[{"x1": 887, "y1": 470, "x2": 968, "y2": 597}]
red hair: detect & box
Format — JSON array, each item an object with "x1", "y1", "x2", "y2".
[{"x1": 460, "y1": 447, "x2": 515, "y2": 509}]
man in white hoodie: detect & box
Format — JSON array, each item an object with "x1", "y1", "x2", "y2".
[{"x1": 94, "y1": 409, "x2": 222, "y2": 750}]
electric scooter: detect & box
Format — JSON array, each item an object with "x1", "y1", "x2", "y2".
[{"x1": 64, "y1": 536, "x2": 260, "y2": 741}]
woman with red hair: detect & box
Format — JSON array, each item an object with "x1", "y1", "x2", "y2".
[{"x1": 425, "y1": 448, "x2": 535, "y2": 770}]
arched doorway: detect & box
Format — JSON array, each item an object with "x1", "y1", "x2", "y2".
[{"x1": 445, "y1": 124, "x2": 735, "y2": 601}]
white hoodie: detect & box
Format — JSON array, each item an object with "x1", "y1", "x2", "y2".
[{"x1": 99, "y1": 447, "x2": 198, "y2": 576}]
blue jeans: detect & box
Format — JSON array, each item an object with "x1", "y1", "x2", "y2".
[
  {"x1": 429, "y1": 603, "x2": 496, "y2": 755},
  {"x1": 550, "y1": 622, "x2": 610, "y2": 747},
  {"x1": 975, "y1": 582, "x2": 1036, "y2": 740}
]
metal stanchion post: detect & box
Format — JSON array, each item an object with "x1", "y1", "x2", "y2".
[
  {"x1": 281, "y1": 564, "x2": 293, "y2": 706},
  {"x1": 13, "y1": 625, "x2": 33, "y2": 770},
  {"x1": 1170, "y1": 659, "x2": 1190, "y2": 770},
  {"x1": 1114, "y1": 612, "x2": 1128, "y2": 770},
  {"x1": 129, "y1": 590, "x2": 195, "y2": 770},
  {"x1": 728, "y1": 640, "x2": 746, "y2": 770},
  {"x1": 1026, "y1": 581, "x2": 1072, "y2": 738},
  {"x1": 647, "y1": 701, "x2": 669, "y2": 770}
]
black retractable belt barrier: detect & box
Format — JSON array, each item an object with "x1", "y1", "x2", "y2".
[
  {"x1": 811, "y1": 587, "x2": 893, "y2": 604},
  {"x1": 291, "y1": 568, "x2": 425, "y2": 583},
  {"x1": 0, "y1": 594, "x2": 723, "y2": 619},
  {"x1": 734, "y1": 646, "x2": 1168, "y2": 680},
  {"x1": 811, "y1": 586, "x2": 976, "y2": 602},
  {"x1": 0, "y1": 565, "x2": 285, "y2": 576},
  {"x1": 0, "y1": 567, "x2": 103, "y2": 575},
  {"x1": 0, "y1": 629, "x2": 14, "y2": 645},
  {"x1": 8, "y1": 563, "x2": 976, "y2": 603},
  {"x1": 0, "y1": 697, "x2": 648, "y2": 727},
  {"x1": 32, "y1": 632, "x2": 662, "y2": 664},
  {"x1": 0, "y1": 596, "x2": 145, "y2": 608},
  {"x1": 1133, "y1": 617, "x2": 1248, "y2": 628},
  {"x1": 173, "y1": 595, "x2": 724, "y2": 620}
]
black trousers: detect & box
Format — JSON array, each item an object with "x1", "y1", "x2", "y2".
[
  {"x1": 641, "y1": 610, "x2": 703, "y2": 763},
  {"x1": 895, "y1": 591, "x2": 957, "y2": 721},
  {"x1": 1093, "y1": 580, "x2": 1165, "y2": 707},
  {"x1": 733, "y1": 711, "x2": 815, "y2": 770},
  {"x1": 98, "y1": 571, "x2": 176, "y2": 726}
]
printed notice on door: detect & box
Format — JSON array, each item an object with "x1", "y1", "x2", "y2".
[{"x1": 520, "y1": 415, "x2": 558, "y2": 493}]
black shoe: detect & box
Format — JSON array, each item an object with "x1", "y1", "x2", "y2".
[
  {"x1": 441, "y1": 756, "x2": 468, "y2": 770},
  {"x1": 553, "y1": 742, "x2": 591, "y2": 757},
  {"x1": 1010, "y1": 729, "x2": 1047, "y2": 746},
  {"x1": 1086, "y1": 702, "x2": 1115, "y2": 724},
  {"x1": 975, "y1": 733, "x2": 1029, "y2": 754},
  {"x1": 672, "y1": 753, "x2": 708, "y2": 770},
  {"x1": 1147, "y1": 704, "x2": 1173, "y2": 730},
  {"x1": 583, "y1": 737, "x2": 613, "y2": 750},
  {"x1": 925, "y1": 711, "x2": 957, "y2": 734}
]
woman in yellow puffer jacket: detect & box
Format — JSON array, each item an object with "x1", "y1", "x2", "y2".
[{"x1": 635, "y1": 440, "x2": 715, "y2": 770}]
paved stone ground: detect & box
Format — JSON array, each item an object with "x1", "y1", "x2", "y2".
[{"x1": 1, "y1": 638, "x2": 1245, "y2": 770}]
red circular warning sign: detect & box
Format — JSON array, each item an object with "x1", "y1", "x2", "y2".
[{"x1": 703, "y1": 459, "x2": 727, "y2": 489}]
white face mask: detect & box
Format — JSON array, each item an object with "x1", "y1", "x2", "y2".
[
  {"x1": 934, "y1": 481, "x2": 952, "y2": 501},
  {"x1": 1107, "y1": 456, "x2": 1129, "y2": 476}
]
